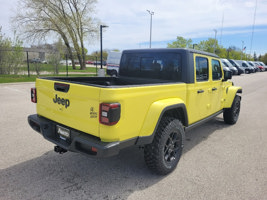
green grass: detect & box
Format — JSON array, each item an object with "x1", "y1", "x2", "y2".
[
  {"x1": 0, "y1": 75, "x2": 37, "y2": 83},
  {"x1": 0, "y1": 64, "x2": 107, "y2": 83},
  {"x1": 0, "y1": 73, "x2": 97, "y2": 84}
]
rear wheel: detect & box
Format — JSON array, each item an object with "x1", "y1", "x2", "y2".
[
  {"x1": 223, "y1": 95, "x2": 241, "y2": 124},
  {"x1": 144, "y1": 117, "x2": 184, "y2": 175}
]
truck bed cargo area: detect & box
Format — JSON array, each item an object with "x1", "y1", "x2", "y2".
[{"x1": 42, "y1": 76, "x2": 178, "y2": 87}]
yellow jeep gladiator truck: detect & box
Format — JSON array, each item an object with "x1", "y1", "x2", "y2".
[{"x1": 28, "y1": 48, "x2": 242, "y2": 175}]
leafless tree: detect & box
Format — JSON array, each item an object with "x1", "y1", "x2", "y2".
[{"x1": 13, "y1": 0, "x2": 99, "y2": 69}]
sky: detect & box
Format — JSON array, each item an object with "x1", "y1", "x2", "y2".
[{"x1": 1, "y1": 0, "x2": 267, "y2": 56}]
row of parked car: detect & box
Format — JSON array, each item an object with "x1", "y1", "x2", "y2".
[
  {"x1": 221, "y1": 59, "x2": 267, "y2": 75},
  {"x1": 59, "y1": 60, "x2": 107, "y2": 66}
]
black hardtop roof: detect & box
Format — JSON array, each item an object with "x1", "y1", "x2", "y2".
[{"x1": 122, "y1": 48, "x2": 219, "y2": 58}]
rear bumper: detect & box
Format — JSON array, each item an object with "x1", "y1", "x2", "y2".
[
  {"x1": 106, "y1": 69, "x2": 118, "y2": 76},
  {"x1": 28, "y1": 114, "x2": 136, "y2": 157}
]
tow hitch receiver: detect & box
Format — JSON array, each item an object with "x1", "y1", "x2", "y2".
[{"x1": 54, "y1": 146, "x2": 67, "y2": 154}]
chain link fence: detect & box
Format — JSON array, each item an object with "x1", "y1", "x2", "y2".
[{"x1": 0, "y1": 48, "x2": 102, "y2": 77}]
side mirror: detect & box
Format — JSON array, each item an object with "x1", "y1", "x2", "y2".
[{"x1": 223, "y1": 70, "x2": 232, "y2": 81}]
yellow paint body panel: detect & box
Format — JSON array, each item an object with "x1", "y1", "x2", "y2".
[
  {"x1": 224, "y1": 86, "x2": 242, "y2": 108},
  {"x1": 36, "y1": 79, "x2": 101, "y2": 137},
  {"x1": 139, "y1": 98, "x2": 186, "y2": 137},
  {"x1": 98, "y1": 84, "x2": 187, "y2": 142}
]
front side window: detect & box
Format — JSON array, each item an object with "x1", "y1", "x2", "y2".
[
  {"x1": 195, "y1": 56, "x2": 208, "y2": 81},
  {"x1": 212, "y1": 59, "x2": 222, "y2": 80}
]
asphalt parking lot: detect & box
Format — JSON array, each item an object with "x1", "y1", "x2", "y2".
[{"x1": 0, "y1": 73, "x2": 267, "y2": 200}]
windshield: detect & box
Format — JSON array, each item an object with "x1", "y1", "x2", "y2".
[
  {"x1": 248, "y1": 62, "x2": 254, "y2": 67},
  {"x1": 230, "y1": 60, "x2": 240, "y2": 67},
  {"x1": 222, "y1": 61, "x2": 229, "y2": 67},
  {"x1": 242, "y1": 62, "x2": 249, "y2": 68},
  {"x1": 107, "y1": 52, "x2": 122, "y2": 65}
]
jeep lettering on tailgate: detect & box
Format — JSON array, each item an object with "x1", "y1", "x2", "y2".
[{"x1": 53, "y1": 94, "x2": 70, "y2": 108}]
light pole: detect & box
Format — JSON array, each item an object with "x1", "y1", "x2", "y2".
[
  {"x1": 213, "y1": 29, "x2": 217, "y2": 54},
  {"x1": 100, "y1": 25, "x2": 108, "y2": 69},
  {"x1": 241, "y1": 41, "x2": 244, "y2": 60},
  {"x1": 147, "y1": 10, "x2": 154, "y2": 48}
]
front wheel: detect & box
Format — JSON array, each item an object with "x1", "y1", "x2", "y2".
[
  {"x1": 111, "y1": 70, "x2": 117, "y2": 77},
  {"x1": 223, "y1": 95, "x2": 241, "y2": 124},
  {"x1": 144, "y1": 117, "x2": 185, "y2": 175}
]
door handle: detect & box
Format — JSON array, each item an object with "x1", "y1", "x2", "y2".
[
  {"x1": 197, "y1": 89, "x2": 204, "y2": 93},
  {"x1": 212, "y1": 87, "x2": 217, "y2": 91}
]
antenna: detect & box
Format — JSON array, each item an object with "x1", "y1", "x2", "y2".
[
  {"x1": 220, "y1": 12, "x2": 224, "y2": 45},
  {"x1": 250, "y1": 0, "x2": 257, "y2": 56}
]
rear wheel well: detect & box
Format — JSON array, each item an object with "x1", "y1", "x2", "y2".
[{"x1": 162, "y1": 107, "x2": 187, "y2": 127}]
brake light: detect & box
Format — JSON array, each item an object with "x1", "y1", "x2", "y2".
[
  {"x1": 100, "y1": 103, "x2": 121, "y2": 125},
  {"x1": 31, "y1": 88, "x2": 37, "y2": 103}
]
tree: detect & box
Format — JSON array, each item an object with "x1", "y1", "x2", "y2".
[
  {"x1": 0, "y1": 28, "x2": 24, "y2": 74},
  {"x1": 253, "y1": 52, "x2": 257, "y2": 61},
  {"x1": 228, "y1": 49, "x2": 241, "y2": 60},
  {"x1": 90, "y1": 50, "x2": 108, "y2": 61},
  {"x1": 167, "y1": 36, "x2": 192, "y2": 48},
  {"x1": 13, "y1": 0, "x2": 99, "y2": 70},
  {"x1": 260, "y1": 53, "x2": 267, "y2": 65},
  {"x1": 47, "y1": 39, "x2": 65, "y2": 74},
  {"x1": 166, "y1": 36, "x2": 256, "y2": 60},
  {"x1": 197, "y1": 38, "x2": 220, "y2": 53}
]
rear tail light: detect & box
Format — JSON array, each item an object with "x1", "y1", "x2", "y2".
[
  {"x1": 100, "y1": 103, "x2": 121, "y2": 125},
  {"x1": 31, "y1": 88, "x2": 37, "y2": 103}
]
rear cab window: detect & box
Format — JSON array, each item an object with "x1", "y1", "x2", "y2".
[{"x1": 120, "y1": 52, "x2": 182, "y2": 81}]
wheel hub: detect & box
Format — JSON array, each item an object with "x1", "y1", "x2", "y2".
[{"x1": 164, "y1": 132, "x2": 181, "y2": 163}]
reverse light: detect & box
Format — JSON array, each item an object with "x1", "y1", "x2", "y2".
[
  {"x1": 31, "y1": 88, "x2": 37, "y2": 103},
  {"x1": 100, "y1": 103, "x2": 121, "y2": 125}
]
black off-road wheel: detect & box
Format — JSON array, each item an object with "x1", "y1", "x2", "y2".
[
  {"x1": 144, "y1": 117, "x2": 185, "y2": 175},
  {"x1": 223, "y1": 95, "x2": 241, "y2": 124}
]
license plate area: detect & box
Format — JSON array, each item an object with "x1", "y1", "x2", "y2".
[{"x1": 57, "y1": 125, "x2": 70, "y2": 141}]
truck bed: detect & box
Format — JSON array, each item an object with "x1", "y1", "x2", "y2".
[
  {"x1": 35, "y1": 76, "x2": 186, "y2": 141},
  {"x1": 42, "y1": 76, "x2": 178, "y2": 87}
]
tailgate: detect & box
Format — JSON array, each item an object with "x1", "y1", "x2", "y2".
[{"x1": 36, "y1": 78, "x2": 100, "y2": 137}]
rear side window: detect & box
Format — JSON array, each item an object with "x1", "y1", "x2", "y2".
[
  {"x1": 127, "y1": 56, "x2": 140, "y2": 72},
  {"x1": 212, "y1": 59, "x2": 222, "y2": 80},
  {"x1": 120, "y1": 52, "x2": 182, "y2": 81},
  {"x1": 195, "y1": 56, "x2": 208, "y2": 81}
]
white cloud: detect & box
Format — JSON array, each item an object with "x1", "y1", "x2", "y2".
[
  {"x1": 93, "y1": 0, "x2": 267, "y2": 51},
  {"x1": 0, "y1": 1, "x2": 17, "y2": 35},
  {"x1": 1, "y1": 0, "x2": 267, "y2": 53}
]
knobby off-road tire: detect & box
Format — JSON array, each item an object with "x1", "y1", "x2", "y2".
[
  {"x1": 223, "y1": 95, "x2": 241, "y2": 125},
  {"x1": 144, "y1": 117, "x2": 185, "y2": 175}
]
